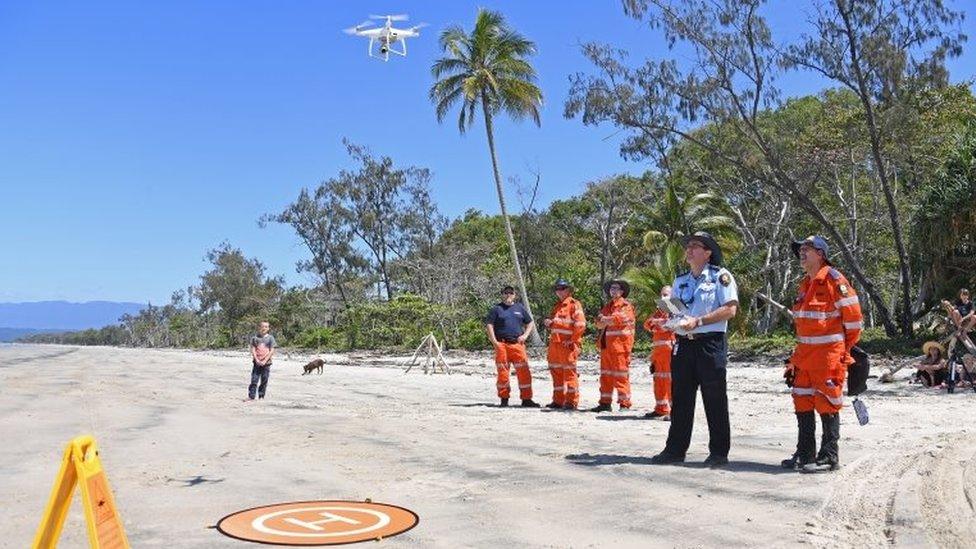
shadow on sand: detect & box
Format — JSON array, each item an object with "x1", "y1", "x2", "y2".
[
  {"x1": 594, "y1": 415, "x2": 656, "y2": 421},
  {"x1": 564, "y1": 453, "x2": 793, "y2": 474}
]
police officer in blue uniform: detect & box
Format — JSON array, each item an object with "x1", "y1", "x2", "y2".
[{"x1": 651, "y1": 231, "x2": 739, "y2": 468}]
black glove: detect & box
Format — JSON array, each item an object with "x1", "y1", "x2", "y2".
[{"x1": 783, "y1": 358, "x2": 795, "y2": 388}]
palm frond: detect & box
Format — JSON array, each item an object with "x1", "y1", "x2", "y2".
[
  {"x1": 695, "y1": 214, "x2": 737, "y2": 230},
  {"x1": 430, "y1": 8, "x2": 542, "y2": 133}
]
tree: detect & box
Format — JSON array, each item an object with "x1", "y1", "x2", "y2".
[
  {"x1": 640, "y1": 181, "x2": 739, "y2": 256},
  {"x1": 196, "y1": 243, "x2": 283, "y2": 345},
  {"x1": 912, "y1": 120, "x2": 976, "y2": 301},
  {"x1": 781, "y1": 0, "x2": 967, "y2": 333},
  {"x1": 430, "y1": 8, "x2": 545, "y2": 345},
  {"x1": 268, "y1": 141, "x2": 441, "y2": 302},
  {"x1": 566, "y1": 0, "x2": 965, "y2": 336},
  {"x1": 262, "y1": 188, "x2": 367, "y2": 308},
  {"x1": 582, "y1": 176, "x2": 641, "y2": 287},
  {"x1": 330, "y1": 140, "x2": 438, "y2": 299},
  {"x1": 624, "y1": 242, "x2": 685, "y2": 318}
]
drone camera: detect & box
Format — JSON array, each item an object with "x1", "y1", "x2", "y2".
[{"x1": 380, "y1": 46, "x2": 388, "y2": 54}]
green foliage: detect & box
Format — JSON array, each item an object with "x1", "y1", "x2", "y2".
[
  {"x1": 856, "y1": 328, "x2": 925, "y2": 358},
  {"x1": 727, "y1": 332, "x2": 797, "y2": 360},
  {"x1": 197, "y1": 243, "x2": 283, "y2": 345},
  {"x1": 337, "y1": 294, "x2": 456, "y2": 350},
  {"x1": 623, "y1": 242, "x2": 683, "y2": 319},
  {"x1": 454, "y1": 318, "x2": 492, "y2": 350},
  {"x1": 640, "y1": 182, "x2": 739, "y2": 257},
  {"x1": 295, "y1": 327, "x2": 341, "y2": 350},
  {"x1": 911, "y1": 118, "x2": 976, "y2": 300}
]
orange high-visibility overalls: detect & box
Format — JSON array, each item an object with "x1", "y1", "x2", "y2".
[
  {"x1": 598, "y1": 297, "x2": 636, "y2": 407},
  {"x1": 790, "y1": 266, "x2": 863, "y2": 414},
  {"x1": 495, "y1": 342, "x2": 532, "y2": 400},
  {"x1": 643, "y1": 310, "x2": 675, "y2": 415},
  {"x1": 547, "y1": 297, "x2": 586, "y2": 407}
]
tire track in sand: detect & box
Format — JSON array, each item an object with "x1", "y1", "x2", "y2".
[
  {"x1": 807, "y1": 434, "x2": 976, "y2": 548},
  {"x1": 809, "y1": 449, "x2": 917, "y2": 547},
  {"x1": 912, "y1": 435, "x2": 976, "y2": 548}
]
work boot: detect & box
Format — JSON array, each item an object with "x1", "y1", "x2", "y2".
[
  {"x1": 802, "y1": 456, "x2": 840, "y2": 473},
  {"x1": 803, "y1": 413, "x2": 840, "y2": 473},
  {"x1": 563, "y1": 403, "x2": 578, "y2": 411},
  {"x1": 703, "y1": 454, "x2": 729, "y2": 468},
  {"x1": 499, "y1": 398, "x2": 509, "y2": 407},
  {"x1": 782, "y1": 412, "x2": 816, "y2": 470},
  {"x1": 650, "y1": 451, "x2": 685, "y2": 465},
  {"x1": 521, "y1": 399, "x2": 541, "y2": 408},
  {"x1": 589, "y1": 403, "x2": 612, "y2": 412},
  {"x1": 644, "y1": 411, "x2": 668, "y2": 419},
  {"x1": 545, "y1": 402, "x2": 562, "y2": 409},
  {"x1": 817, "y1": 413, "x2": 840, "y2": 461}
]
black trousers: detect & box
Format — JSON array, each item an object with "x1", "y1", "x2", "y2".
[
  {"x1": 663, "y1": 334, "x2": 730, "y2": 458},
  {"x1": 248, "y1": 362, "x2": 271, "y2": 399}
]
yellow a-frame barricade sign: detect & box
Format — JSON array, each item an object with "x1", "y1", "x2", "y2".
[{"x1": 32, "y1": 435, "x2": 130, "y2": 549}]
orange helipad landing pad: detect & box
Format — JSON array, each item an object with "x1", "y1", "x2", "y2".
[{"x1": 216, "y1": 500, "x2": 419, "y2": 546}]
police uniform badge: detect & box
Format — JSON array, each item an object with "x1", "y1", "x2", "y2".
[
  {"x1": 839, "y1": 284, "x2": 849, "y2": 296},
  {"x1": 719, "y1": 273, "x2": 731, "y2": 287}
]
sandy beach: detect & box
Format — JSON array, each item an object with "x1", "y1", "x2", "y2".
[{"x1": 1, "y1": 343, "x2": 974, "y2": 548}]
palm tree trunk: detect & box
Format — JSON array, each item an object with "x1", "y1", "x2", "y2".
[{"x1": 482, "y1": 96, "x2": 542, "y2": 346}]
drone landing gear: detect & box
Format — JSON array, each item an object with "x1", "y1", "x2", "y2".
[{"x1": 367, "y1": 39, "x2": 406, "y2": 62}]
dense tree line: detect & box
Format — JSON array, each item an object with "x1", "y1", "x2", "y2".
[{"x1": 23, "y1": 1, "x2": 976, "y2": 350}]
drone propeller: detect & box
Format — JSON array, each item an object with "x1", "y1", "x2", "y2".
[
  {"x1": 369, "y1": 14, "x2": 409, "y2": 21},
  {"x1": 343, "y1": 21, "x2": 374, "y2": 34},
  {"x1": 409, "y1": 22, "x2": 429, "y2": 31}
]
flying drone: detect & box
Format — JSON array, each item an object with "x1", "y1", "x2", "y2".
[{"x1": 344, "y1": 14, "x2": 427, "y2": 62}]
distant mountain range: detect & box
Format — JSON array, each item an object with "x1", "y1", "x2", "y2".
[{"x1": 0, "y1": 301, "x2": 146, "y2": 342}]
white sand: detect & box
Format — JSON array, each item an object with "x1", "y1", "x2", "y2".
[{"x1": 1, "y1": 343, "x2": 974, "y2": 548}]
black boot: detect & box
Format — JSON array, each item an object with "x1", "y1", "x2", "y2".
[
  {"x1": 589, "y1": 403, "x2": 612, "y2": 412},
  {"x1": 803, "y1": 413, "x2": 840, "y2": 473},
  {"x1": 499, "y1": 398, "x2": 509, "y2": 407},
  {"x1": 521, "y1": 399, "x2": 541, "y2": 408},
  {"x1": 782, "y1": 412, "x2": 816, "y2": 470}
]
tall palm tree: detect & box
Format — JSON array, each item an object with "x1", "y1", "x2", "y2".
[{"x1": 430, "y1": 9, "x2": 544, "y2": 344}]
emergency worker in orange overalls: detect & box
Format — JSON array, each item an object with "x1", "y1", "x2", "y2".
[
  {"x1": 591, "y1": 279, "x2": 637, "y2": 412},
  {"x1": 486, "y1": 285, "x2": 540, "y2": 408},
  {"x1": 783, "y1": 236, "x2": 863, "y2": 472},
  {"x1": 543, "y1": 278, "x2": 587, "y2": 410},
  {"x1": 643, "y1": 285, "x2": 676, "y2": 420}
]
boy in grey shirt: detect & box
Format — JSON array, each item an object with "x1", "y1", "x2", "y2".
[{"x1": 247, "y1": 321, "x2": 276, "y2": 400}]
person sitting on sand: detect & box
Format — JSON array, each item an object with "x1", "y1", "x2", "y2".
[{"x1": 913, "y1": 341, "x2": 947, "y2": 388}]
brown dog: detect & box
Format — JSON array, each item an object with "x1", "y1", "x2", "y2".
[{"x1": 302, "y1": 358, "x2": 325, "y2": 375}]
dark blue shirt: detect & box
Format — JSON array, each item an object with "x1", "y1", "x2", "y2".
[{"x1": 486, "y1": 302, "x2": 532, "y2": 341}]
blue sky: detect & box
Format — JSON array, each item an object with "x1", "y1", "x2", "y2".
[{"x1": 2, "y1": 1, "x2": 974, "y2": 304}]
